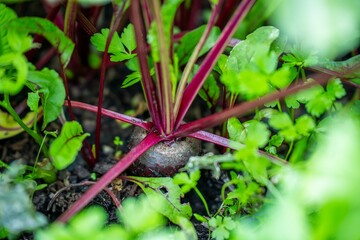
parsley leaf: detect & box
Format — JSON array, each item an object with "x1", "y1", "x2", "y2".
[
  {"x1": 91, "y1": 24, "x2": 136, "y2": 62},
  {"x1": 269, "y1": 112, "x2": 315, "y2": 141}
]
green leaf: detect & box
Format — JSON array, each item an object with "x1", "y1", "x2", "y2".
[
  {"x1": 285, "y1": 94, "x2": 300, "y2": 109},
  {"x1": 279, "y1": 126, "x2": 298, "y2": 141},
  {"x1": 91, "y1": 25, "x2": 137, "y2": 62},
  {"x1": 243, "y1": 155, "x2": 270, "y2": 185},
  {"x1": 121, "y1": 71, "x2": 141, "y2": 88},
  {"x1": 118, "y1": 195, "x2": 166, "y2": 234},
  {"x1": 170, "y1": 54, "x2": 179, "y2": 98},
  {"x1": 173, "y1": 170, "x2": 200, "y2": 194},
  {"x1": 245, "y1": 120, "x2": 270, "y2": 148},
  {"x1": 0, "y1": 53, "x2": 28, "y2": 95},
  {"x1": 222, "y1": 70, "x2": 270, "y2": 99},
  {"x1": 120, "y1": 23, "x2": 136, "y2": 53},
  {"x1": 26, "y1": 68, "x2": 66, "y2": 129},
  {"x1": 282, "y1": 53, "x2": 303, "y2": 67},
  {"x1": 214, "y1": 54, "x2": 228, "y2": 74},
  {"x1": 193, "y1": 213, "x2": 207, "y2": 223},
  {"x1": 147, "y1": 24, "x2": 160, "y2": 63},
  {"x1": 269, "y1": 134, "x2": 284, "y2": 147},
  {"x1": 221, "y1": 27, "x2": 295, "y2": 99},
  {"x1": 209, "y1": 216, "x2": 236, "y2": 240},
  {"x1": 27, "y1": 92, "x2": 40, "y2": 112},
  {"x1": 176, "y1": 25, "x2": 221, "y2": 66},
  {"x1": 221, "y1": 26, "x2": 293, "y2": 99},
  {"x1": 198, "y1": 73, "x2": 220, "y2": 108},
  {"x1": 208, "y1": 216, "x2": 220, "y2": 228},
  {"x1": 326, "y1": 78, "x2": 346, "y2": 99},
  {"x1": 113, "y1": 136, "x2": 123, "y2": 146},
  {"x1": 8, "y1": 17, "x2": 74, "y2": 67},
  {"x1": 294, "y1": 115, "x2": 315, "y2": 137},
  {"x1": 305, "y1": 93, "x2": 333, "y2": 117},
  {"x1": 36, "y1": 206, "x2": 127, "y2": 240},
  {"x1": 122, "y1": 58, "x2": 155, "y2": 88},
  {"x1": 289, "y1": 137, "x2": 309, "y2": 163},
  {"x1": 265, "y1": 145, "x2": 277, "y2": 155},
  {"x1": 69, "y1": 206, "x2": 107, "y2": 237},
  {"x1": 295, "y1": 79, "x2": 345, "y2": 117},
  {"x1": 0, "y1": 5, "x2": 31, "y2": 96},
  {"x1": 254, "y1": 108, "x2": 279, "y2": 120},
  {"x1": 227, "y1": 117, "x2": 244, "y2": 143},
  {"x1": 225, "y1": 26, "x2": 280, "y2": 73},
  {"x1": 91, "y1": 28, "x2": 119, "y2": 52},
  {"x1": 6, "y1": 24, "x2": 33, "y2": 53},
  {"x1": 212, "y1": 225, "x2": 229, "y2": 240},
  {"x1": 125, "y1": 57, "x2": 140, "y2": 71},
  {"x1": 111, "y1": 52, "x2": 136, "y2": 62},
  {"x1": 268, "y1": 112, "x2": 293, "y2": 130},
  {"x1": 223, "y1": 216, "x2": 236, "y2": 230},
  {"x1": 160, "y1": 0, "x2": 184, "y2": 41},
  {"x1": 296, "y1": 83, "x2": 324, "y2": 103},
  {"x1": 269, "y1": 66, "x2": 294, "y2": 88},
  {"x1": 111, "y1": 24, "x2": 137, "y2": 62},
  {"x1": 129, "y1": 176, "x2": 192, "y2": 224},
  {"x1": 269, "y1": 113, "x2": 314, "y2": 141},
  {"x1": 50, "y1": 121, "x2": 90, "y2": 170},
  {"x1": 0, "y1": 3, "x2": 17, "y2": 55},
  {"x1": 269, "y1": 112, "x2": 298, "y2": 141},
  {"x1": 233, "y1": 121, "x2": 271, "y2": 184}
]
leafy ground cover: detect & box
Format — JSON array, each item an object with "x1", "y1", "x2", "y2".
[{"x1": 0, "y1": 0, "x2": 360, "y2": 239}]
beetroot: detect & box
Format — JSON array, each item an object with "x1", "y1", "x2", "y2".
[{"x1": 128, "y1": 126, "x2": 201, "y2": 177}]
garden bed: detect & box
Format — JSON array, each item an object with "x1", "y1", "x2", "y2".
[{"x1": 1, "y1": 1, "x2": 360, "y2": 240}]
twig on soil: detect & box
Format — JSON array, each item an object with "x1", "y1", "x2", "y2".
[{"x1": 47, "y1": 181, "x2": 121, "y2": 212}]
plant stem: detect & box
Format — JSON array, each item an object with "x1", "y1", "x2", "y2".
[
  {"x1": 130, "y1": 0, "x2": 163, "y2": 134},
  {"x1": 65, "y1": 100, "x2": 153, "y2": 130},
  {"x1": 194, "y1": 186, "x2": 211, "y2": 216},
  {"x1": 0, "y1": 94, "x2": 48, "y2": 156},
  {"x1": 94, "y1": 2, "x2": 126, "y2": 160},
  {"x1": 220, "y1": 178, "x2": 241, "y2": 202},
  {"x1": 140, "y1": 0, "x2": 152, "y2": 29},
  {"x1": 285, "y1": 140, "x2": 294, "y2": 161},
  {"x1": 174, "y1": 0, "x2": 256, "y2": 128},
  {"x1": 57, "y1": 131, "x2": 162, "y2": 222},
  {"x1": 174, "y1": 0, "x2": 223, "y2": 118},
  {"x1": 149, "y1": 0, "x2": 174, "y2": 134},
  {"x1": 32, "y1": 131, "x2": 50, "y2": 175},
  {"x1": 189, "y1": 130, "x2": 287, "y2": 166},
  {"x1": 64, "y1": 0, "x2": 78, "y2": 41},
  {"x1": 76, "y1": 9, "x2": 98, "y2": 36}
]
